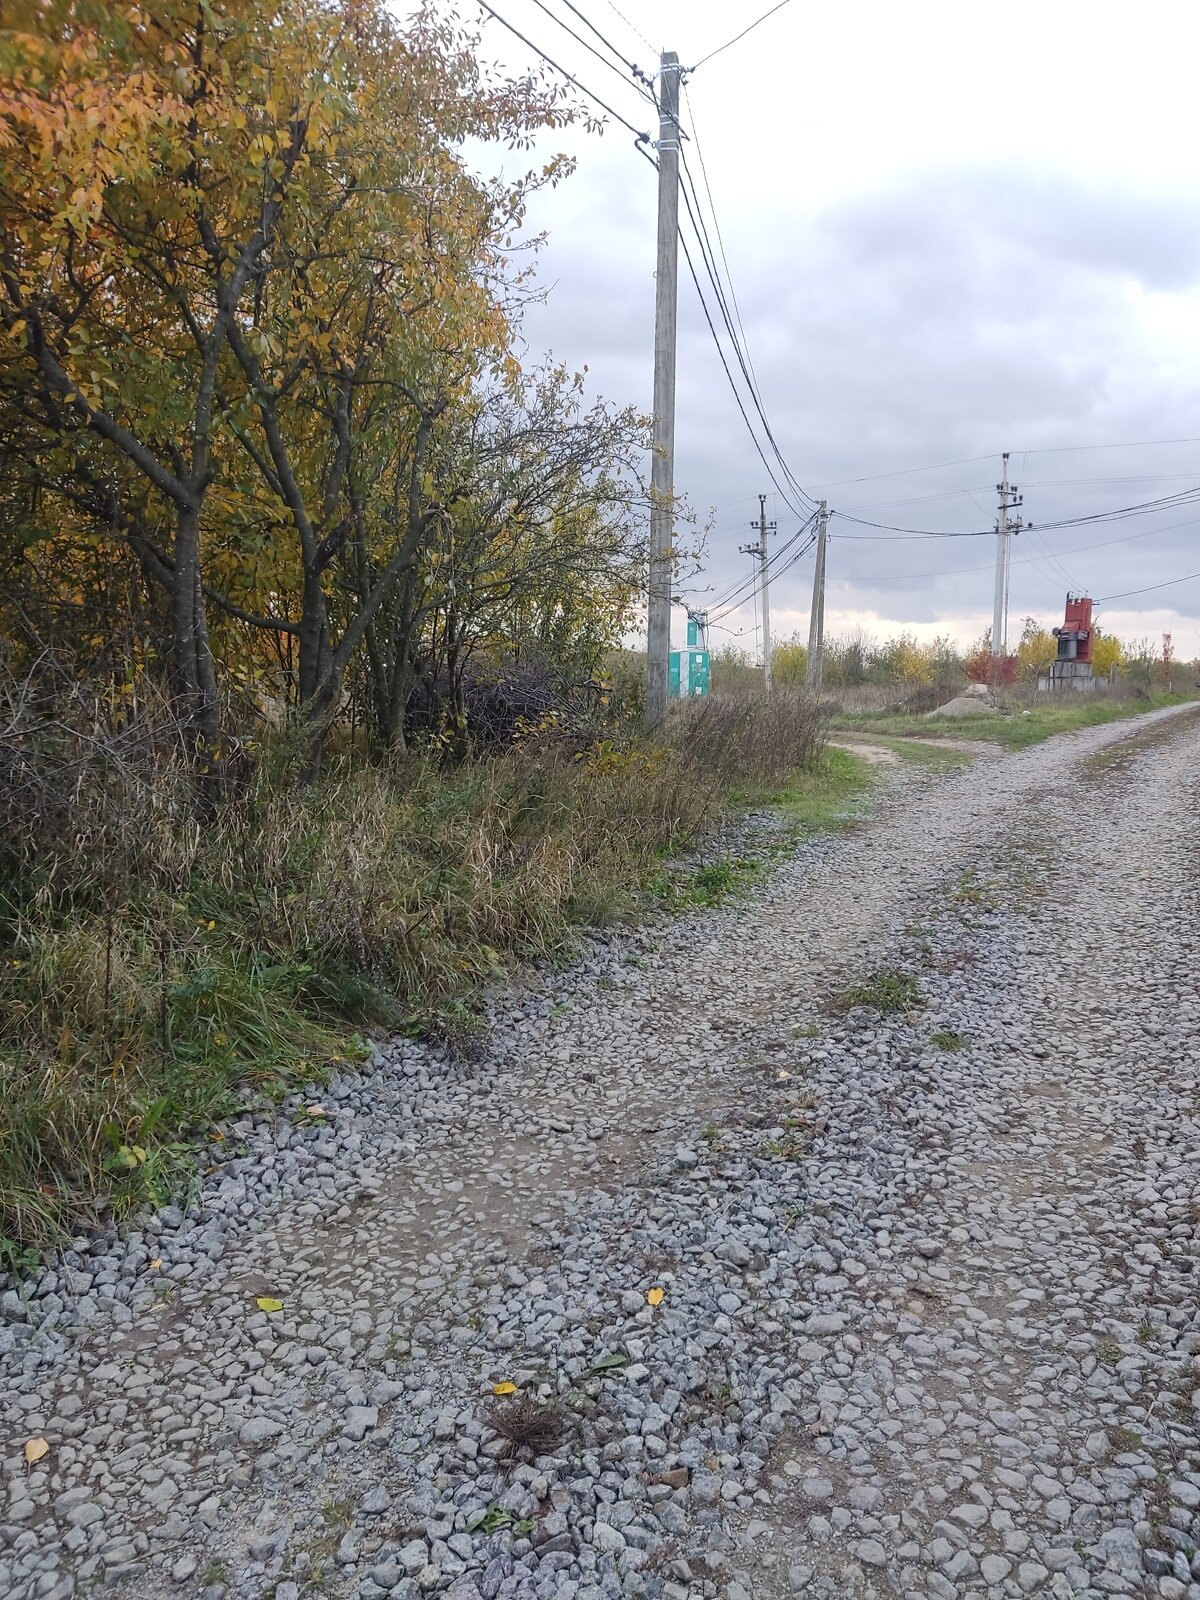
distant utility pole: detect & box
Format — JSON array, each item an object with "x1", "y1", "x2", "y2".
[
  {"x1": 645, "y1": 49, "x2": 682, "y2": 730},
  {"x1": 991, "y1": 453, "x2": 1024, "y2": 677},
  {"x1": 741, "y1": 494, "x2": 776, "y2": 693},
  {"x1": 806, "y1": 500, "x2": 828, "y2": 692}
]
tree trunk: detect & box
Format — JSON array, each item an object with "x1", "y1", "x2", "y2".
[{"x1": 170, "y1": 502, "x2": 221, "y2": 759}]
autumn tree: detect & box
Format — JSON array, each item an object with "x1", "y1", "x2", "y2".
[
  {"x1": 348, "y1": 364, "x2": 647, "y2": 752},
  {"x1": 0, "y1": 0, "x2": 573, "y2": 771},
  {"x1": 1015, "y1": 616, "x2": 1057, "y2": 683}
]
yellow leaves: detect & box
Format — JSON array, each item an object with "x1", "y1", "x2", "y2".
[
  {"x1": 148, "y1": 1258, "x2": 163, "y2": 1270},
  {"x1": 256, "y1": 1297, "x2": 284, "y2": 1314},
  {"x1": 24, "y1": 1438, "x2": 49, "y2": 1465},
  {"x1": 646, "y1": 1287, "x2": 665, "y2": 1307},
  {"x1": 492, "y1": 1381, "x2": 517, "y2": 1396}
]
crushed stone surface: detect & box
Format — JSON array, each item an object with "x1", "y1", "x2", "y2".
[{"x1": 2, "y1": 702, "x2": 1199, "y2": 1600}]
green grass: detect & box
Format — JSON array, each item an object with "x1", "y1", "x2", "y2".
[
  {"x1": 931, "y1": 1030, "x2": 965, "y2": 1052},
  {"x1": 748, "y1": 746, "x2": 874, "y2": 832},
  {"x1": 832, "y1": 691, "x2": 1196, "y2": 750},
  {"x1": 835, "y1": 968, "x2": 924, "y2": 1016}
]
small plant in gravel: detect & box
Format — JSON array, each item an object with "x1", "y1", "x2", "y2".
[
  {"x1": 835, "y1": 969, "x2": 924, "y2": 1016},
  {"x1": 931, "y1": 1030, "x2": 965, "y2": 1051},
  {"x1": 0, "y1": 1235, "x2": 39, "y2": 1280},
  {"x1": 762, "y1": 1120, "x2": 807, "y2": 1161},
  {"x1": 1110, "y1": 1426, "x2": 1143, "y2": 1452},
  {"x1": 1096, "y1": 1339, "x2": 1122, "y2": 1366},
  {"x1": 483, "y1": 1395, "x2": 567, "y2": 1462},
  {"x1": 1137, "y1": 1321, "x2": 1158, "y2": 1345}
]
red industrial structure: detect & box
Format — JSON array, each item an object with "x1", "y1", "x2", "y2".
[
  {"x1": 1040, "y1": 593, "x2": 1097, "y2": 691},
  {"x1": 1055, "y1": 594, "x2": 1094, "y2": 665}
]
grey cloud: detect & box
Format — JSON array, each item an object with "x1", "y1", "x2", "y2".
[{"x1": 518, "y1": 160, "x2": 1200, "y2": 641}]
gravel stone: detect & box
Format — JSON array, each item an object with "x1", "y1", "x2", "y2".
[{"x1": 3, "y1": 704, "x2": 1198, "y2": 1600}]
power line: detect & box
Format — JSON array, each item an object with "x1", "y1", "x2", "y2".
[
  {"x1": 1020, "y1": 435, "x2": 1200, "y2": 457},
  {"x1": 673, "y1": 97, "x2": 814, "y2": 512},
  {"x1": 677, "y1": 173, "x2": 813, "y2": 514},
  {"x1": 702, "y1": 518, "x2": 814, "y2": 616},
  {"x1": 1095, "y1": 571, "x2": 1200, "y2": 604},
  {"x1": 848, "y1": 512, "x2": 1200, "y2": 585},
  {"x1": 707, "y1": 523, "x2": 818, "y2": 622},
  {"x1": 554, "y1": 0, "x2": 647, "y2": 74},
  {"x1": 831, "y1": 482, "x2": 1200, "y2": 539},
  {"x1": 527, "y1": 0, "x2": 655, "y2": 99},
  {"x1": 474, "y1": 1, "x2": 652, "y2": 142},
  {"x1": 677, "y1": 220, "x2": 812, "y2": 523},
  {"x1": 682, "y1": 81, "x2": 763, "y2": 411},
  {"x1": 600, "y1": 0, "x2": 653, "y2": 55},
  {"x1": 807, "y1": 437, "x2": 1200, "y2": 492},
  {"x1": 692, "y1": 0, "x2": 793, "y2": 70},
  {"x1": 703, "y1": 518, "x2": 812, "y2": 613}
]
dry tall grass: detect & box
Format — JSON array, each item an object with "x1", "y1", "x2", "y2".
[{"x1": 0, "y1": 670, "x2": 826, "y2": 1252}]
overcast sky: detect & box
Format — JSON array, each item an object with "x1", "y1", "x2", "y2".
[{"x1": 446, "y1": 0, "x2": 1200, "y2": 659}]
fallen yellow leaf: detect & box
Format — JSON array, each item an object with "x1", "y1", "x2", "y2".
[
  {"x1": 646, "y1": 1287, "x2": 665, "y2": 1306},
  {"x1": 492, "y1": 1381, "x2": 517, "y2": 1396},
  {"x1": 148, "y1": 1258, "x2": 163, "y2": 1270},
  {"x1": 256, "y1": 1296, "x2": 284, "y2": 1314},
  {"x1": 305, "y1": 1104, "x2": 326, "y2": 1117},
  {"x1": 24, "y1": 1438, "x2": 49, "y2": 1465}
]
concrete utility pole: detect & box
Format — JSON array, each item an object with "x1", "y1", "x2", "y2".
[
  {"x1": 645, "y1": 50, "x2": 682, "y2": 730},
  {"x1": 991, "y1": 454, "x2": 1024, "y2": 675},
  {"x1": 806, "y1": 500, "x2": 828, "y2": 692},
  {"x1": 741, "y1": 494, "x2": 776, "y2": 694}
]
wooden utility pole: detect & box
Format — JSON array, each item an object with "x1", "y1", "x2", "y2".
[
  {"x1": 806, "y1": 500, "x2": 828, "y2": 692},
  {"x1": 645, "y1": 50, "x2": 681, "y2": 729}
]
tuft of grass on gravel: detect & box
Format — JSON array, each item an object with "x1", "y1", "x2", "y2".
[
  {"x1": 931, "y1": 1030, "x2": 965, "y2": 1052},
  {"x1": 835, "y1": 969, "x2": 924, "y2": 1016}
]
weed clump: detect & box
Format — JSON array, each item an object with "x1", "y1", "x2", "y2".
[
  {"x1": 484, "y1": 1395, "x2": 567, "y2": 1462},
  {"x1": 931, "y1": 1030, "x2": 965, "y2": 1052}
]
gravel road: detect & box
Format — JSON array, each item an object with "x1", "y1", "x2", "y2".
[{"x1": 3, "y1": 702, "x2": 1199, "y2": 1600}]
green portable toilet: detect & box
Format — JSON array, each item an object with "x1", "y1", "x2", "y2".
[{"x1": 669, "y1": 646, "x2": 710, "y2": 698}]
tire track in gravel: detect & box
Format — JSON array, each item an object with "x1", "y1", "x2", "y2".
[{"x1": 1, "y1": 702, "x2": 1197, "y2": 1600}]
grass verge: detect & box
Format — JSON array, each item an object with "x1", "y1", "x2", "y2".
[
  {"x1": 647, "y1": 748, "x2": 874, "y2": 912},
  {"x1": 1, "y1": 689, "x2": 844, "y2": 1253},
  {"x1": 832, "y1": 691, "x2": 1196, "y2": 750}
]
